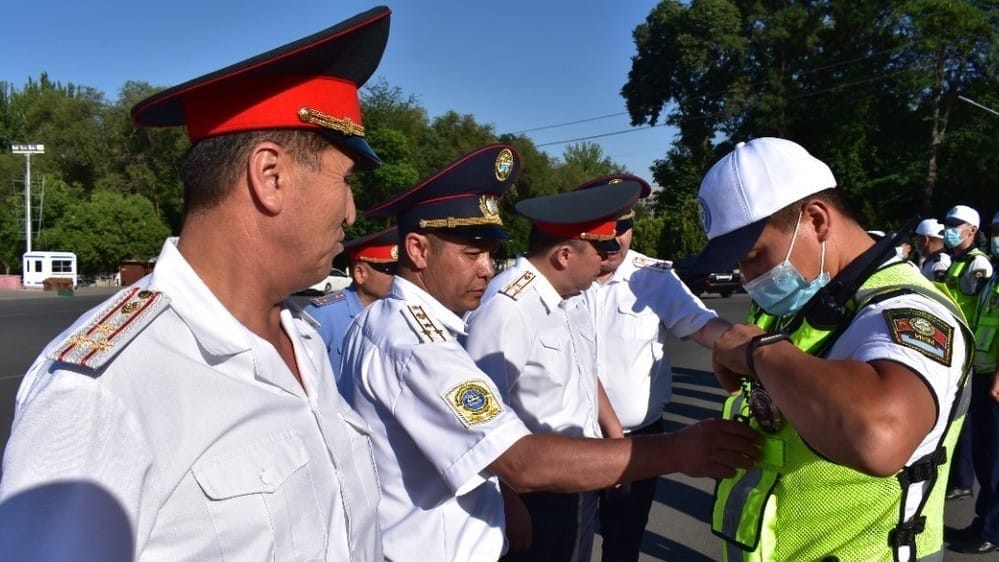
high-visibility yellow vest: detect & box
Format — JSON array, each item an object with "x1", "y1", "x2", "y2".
[
  {"x1": 973, "y1": 269, "x2": 999, "y2": 373},
  {"x1": 714, "y1": 263, "x2": 972, "y2": 562},
  {"x1": 945, "y1": 247, "x2": 989, "y2": 324}
]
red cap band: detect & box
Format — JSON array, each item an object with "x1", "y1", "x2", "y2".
[
  {"x1": 183, "y1": 76, "x2": 362, "y2": 142},
  {"x1": 534, "y1": 218, "x2": 617, "y2": 241}
]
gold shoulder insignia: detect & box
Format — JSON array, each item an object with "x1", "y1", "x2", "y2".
[
  {"x1": 48, "y1": 287, "x2": 170, "y2": 370},
  {"x1": 442, "y1": 379, "x2": 504, "y2": 427},
  {"x1": 310, "y1": 291, "x2": 346, "y2": 307},
  {"x1": 632, "y1": 255, "x2": 673, "y2": 271},
  {"x1": 883, "y1": 308, "x2": 954, "y2": 366},
  {"x1": 403, "y1": 304, "x2": 450, "y2": 343},
  {"x1": 500, "y1": 271, "x2": 536, "y2": 300}
]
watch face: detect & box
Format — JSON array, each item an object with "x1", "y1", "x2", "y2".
[{"x1": 748, "y1": 385, "x2": 782, "y2": 434}]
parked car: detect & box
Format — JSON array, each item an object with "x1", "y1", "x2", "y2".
[
  {"x1": 674, "y1": 256, "x2": 742, "y2": 298},
  {"x1": 304, "y1": 267, "x2": 351, "y2": 294}
]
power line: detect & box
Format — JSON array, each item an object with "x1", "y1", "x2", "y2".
[
  {"x1": 510, "y1": 112, "x2": 629, "y2": 135},
  {"x1": 534, "y1": 124, "x2": 665, "y2": 148}
]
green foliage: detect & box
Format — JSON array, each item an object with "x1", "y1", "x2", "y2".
[{"x1": 624, "y1": 0, "x2": 998, "y2": 253}]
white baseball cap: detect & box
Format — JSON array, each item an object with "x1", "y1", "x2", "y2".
[
  {"x1": 915, "y1": 218, "x2": 944, "y2": 239},
  {"x1": 693, "y1": 137, "x2": 836, "y2": 272},
  {"x1": 945, "y1": 205, "x2": 980, "y2": 228}
]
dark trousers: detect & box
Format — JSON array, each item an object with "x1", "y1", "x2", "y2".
[
  {"x1": 598, "y1": 419, "x2": 664, "y2": 562},
  {"x1": 970, "y1": 374, "x2": 999, "y2": 542},
  {"x1": 949, "y1": 417, "x2": 976, "y2": 490},
  {"x1": 501, "y1": 491, "x2": 579, "y2": 562}
]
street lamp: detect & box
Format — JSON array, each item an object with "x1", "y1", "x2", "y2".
[{"x1": 10, "y1": 143, "x2": 45, "y2": 254}]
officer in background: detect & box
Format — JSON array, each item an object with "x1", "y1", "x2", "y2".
[
  {"x1": 340, "y1": 144, "x2": 761, "y2": 562},
  {"x1": 305, "y1": 226, "x2": 397, "y2": 385},
  {"x1": 698, "y1": 138, "x2": 971, "y2": 561},
  {"x1": 465, "y1": 182, "x2": 641, "y2": 562},
  {"x1": 950, "y1": 211, "x2": 999, "y2": 553},
  {"x1": 943, "y1": 204, "x2": 992, "y2": 320},
  {"x1": 915, "y1": 218, "x2": 951, "y2": 282},
  {"x1": 0, "y1": 7, "x2": 390, "y2": 561},
  {"x1": 574, "y1": 175, "x2": 733, "y2": 562}
]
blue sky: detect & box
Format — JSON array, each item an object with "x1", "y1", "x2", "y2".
[{"x1": 3, "y1": 0, "x2": 675, "y2": 183}]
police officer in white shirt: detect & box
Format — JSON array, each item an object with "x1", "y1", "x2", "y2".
[
  {"x1": 465, "y1": 182, "x2": 643, "y2": 562},
  {"x1": 0, "y1": 8, "x2": 390, "y2": 561},
  {"x1": 574, "y1": 175, "x2": 732, "y2": 562},
  {"x1": 341, "y1": 145, "x2": 761, "y2": 562},
  {"x1": 914, "y1": 218, "x2": 951, "y2": 282}
]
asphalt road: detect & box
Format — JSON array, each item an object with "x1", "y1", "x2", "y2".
[{"x1": 0, "y1": 288, "x2": 993, "y2": 560}]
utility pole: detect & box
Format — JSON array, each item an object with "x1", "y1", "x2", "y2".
[{"x1": 10, "y1": 143, "x2": 45, "y2": 254}]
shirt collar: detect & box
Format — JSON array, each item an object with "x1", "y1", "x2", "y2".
[
  {"x1": 391, "y1": 276, "x2": 469, "y2": 337},
  {"x1": 516, "y1": 256, "x2": 564, "y2": 313},
  {"x1": 147, "y1": 237, "x2": 253, "y2": 358}
]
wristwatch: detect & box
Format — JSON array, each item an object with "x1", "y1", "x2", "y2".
[{"x1": 745, "y1": 332, "x2": 791, "y2": 377}]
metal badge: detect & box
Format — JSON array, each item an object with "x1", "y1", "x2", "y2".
[
  {"x1": 494, "y1": 148, "x2": 514, "y2": 181},
  {"x1": 748, "y1": 384, "x2": 783, "y2": 434}
]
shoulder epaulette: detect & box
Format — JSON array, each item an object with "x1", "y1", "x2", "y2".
[
  {"x1": 48, "y1": 287, "x2": 170, "y2": 370},
  {"x1": 632, "y1": 255, "x2": 673, "y2": 271},
  {"x1": 310, "y1": 291, "x2": 346, "y2": 308},
  {"x1": 500, "y1": 271, "x2": 535, "y2": 300},
  {"x1": 402, "y1": 304, "x2": 450, "y2": 343}
]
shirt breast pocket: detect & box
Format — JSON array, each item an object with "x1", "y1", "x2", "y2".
[
  {"x1": 617, "y1": 303, "x2": 660, "y2": 341},
  {"x1": 193, "y1": 430, "x2": 325, "y2": 561}
]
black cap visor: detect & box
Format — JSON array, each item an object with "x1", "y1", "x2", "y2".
[
  {"x1": 320, "y1": 131, "x2": 381, "y2": 171},
  {"x1": 691, "y1": 218, "x2": 767, "y2": 274}
]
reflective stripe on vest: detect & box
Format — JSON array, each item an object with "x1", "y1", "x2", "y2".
[{"x1": 713, "y1": 263, "x2": 972, "y2": 561}]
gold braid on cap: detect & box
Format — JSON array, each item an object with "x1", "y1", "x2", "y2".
[
  {"x1": 298, "y1": 107, "x2": 365, "y2": 137},
  {"x1": 578, "y1": 231, "x2": 615, "y2": 242},
  {"x1": 618, "y1": 209, "x2": 636, "y2": 220},
  {"x1": 418, "y1": 214, "x2": 504, "y2": 229}
]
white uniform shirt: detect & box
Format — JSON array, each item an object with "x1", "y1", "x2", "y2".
[
  {"x1": 465, "y1": 256, "x2": 601, "y2": 438},
  {"x1": 829, "y1": 264, "x2": 969, "y2": 522},
  {"x1": 0, "y1": 238, "x2": 382, "y2": 562},
  {"x1": 342, "y1": 276, "x2": 532, "y2": 562},
  {"x1": 583, "y1": 251, "x2": 718, "y2": 431},
  {"x1": 919, "y1": 250, "x2": 951, "y2": 282}
]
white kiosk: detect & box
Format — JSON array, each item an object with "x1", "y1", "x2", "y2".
[{"x1": 22, "y1": 251, "x2": 78, "y2": 290}]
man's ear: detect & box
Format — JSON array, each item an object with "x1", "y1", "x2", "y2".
[
  {"x1": 550, "y1": 243, "x2": 572, "y2": 271},
  {"x1": 803, "y1": 199, "x2": 832, "y2": 243},
  {"x1": 247, "y1": 141, "x2": 287, "y2": 215},
  {"x1": 405, "y1": 232, "x2": 431, "y2": 271},
  {"x1": 353, "y1": 262, "x2": 368, "y2": 285}
]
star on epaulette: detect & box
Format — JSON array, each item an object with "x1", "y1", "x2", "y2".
[
  {"x1": 632, "y1": 255, "x2": 673, "y2": 271},
  {"x1": 500, "y1": 271, "x2": 535, "y2": 300},
  {"x1": 48, "y1": 287, "x2": 169, "y2": 370},
  {"x1": 310, "y1": 290, "x2": 346, "y2": 308},
  {"x1": 403, "y1": 305, "x2": 450, "y2": 343}
]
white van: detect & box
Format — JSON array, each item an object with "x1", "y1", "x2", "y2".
[{"x1": 22, "y1": 251, "x2": 78, "y2": 289}]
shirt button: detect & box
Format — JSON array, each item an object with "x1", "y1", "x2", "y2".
[{"x1": 260, "y1": 468, "x2": 273, "y2": 485}]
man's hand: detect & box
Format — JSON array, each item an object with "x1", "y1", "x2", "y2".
[
  {"x1": 712, "y1": 324, "x2": 766, "y2": 382},
  {"x1": 991, "y1": 368, "x2": 999, "y2": 404},
  {"x1": 669, "y1": 418, "x2": 761, "y2": 479}
]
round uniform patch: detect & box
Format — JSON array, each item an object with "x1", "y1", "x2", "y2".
[
  {"x1": 442, "y1": 380, "x2": 503, "y2": 427},
  {"x1": 696, "y1": 196, "x2": 711, "y2": 233},
  {"x1": 495, "y1": 148, "x2": 514, "y2": 181}
]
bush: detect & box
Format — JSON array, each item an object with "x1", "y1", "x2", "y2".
[{"x1": 43, "y1": 277, "x2": 74, "y2": 291}]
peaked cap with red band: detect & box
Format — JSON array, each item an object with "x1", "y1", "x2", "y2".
[
  {"x1": 345, "y1": 226, "x2": 399, "y2": 264},
  {"x1": 516, "y1": 181, "x2": 642, "y2": 252},
  {"x1": 573, "y1": 173, "x2": 652, "y2": 223},
  {"x1": 130, "y1": 6, "x2": 390, "y2": 170},
  {"x1": 366, "y1": 144, "x2": 520, "y2": 240}
]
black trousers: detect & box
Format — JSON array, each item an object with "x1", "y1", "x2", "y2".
[
  {"x1": 501, "y1": 491, "x2": 579, "y2": 562},
  {"x1": 598, "y1": 419, "x2": 665, "y2": 562}
]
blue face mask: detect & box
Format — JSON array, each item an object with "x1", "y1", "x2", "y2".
[
  {"x1": 943, "y1": 226, "x2": 965, "y2": 249},
  {"x1": 743, "y1": 213, "x2": 830, "y2": 317},
  {"x1": 991, "y1": 236, "x2": 999, "y2": 256}
]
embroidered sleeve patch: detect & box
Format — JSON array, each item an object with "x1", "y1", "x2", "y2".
[
  {"x1": 883, "y1": 308, "x2": 954, "y2": 366},
  {"x1": 442, "y1": 379, "x2": 503, "y2": 427}
]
